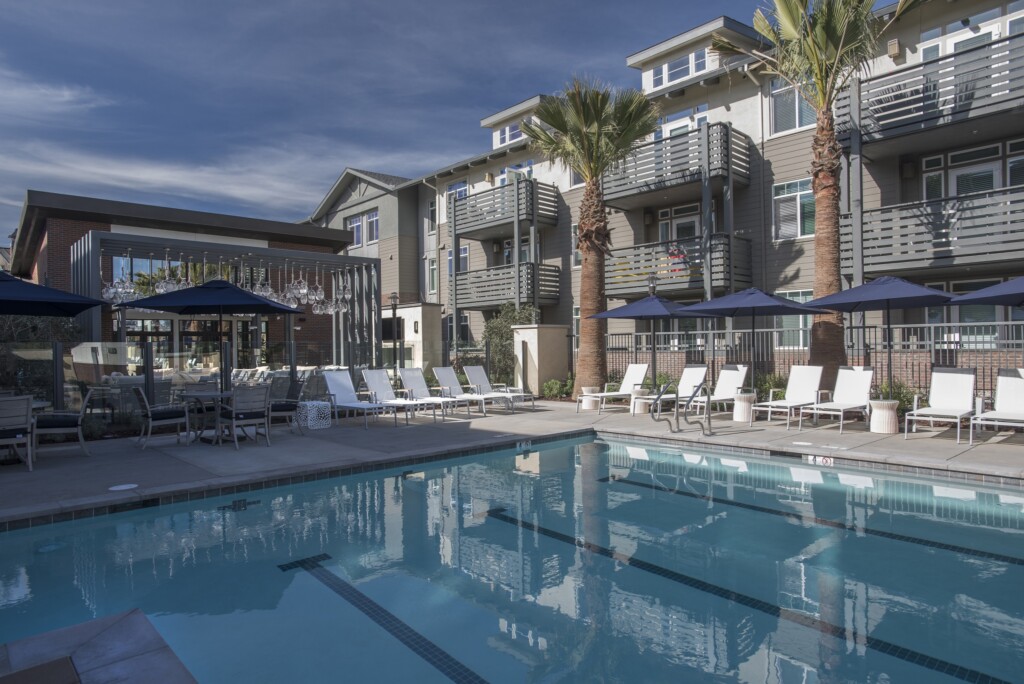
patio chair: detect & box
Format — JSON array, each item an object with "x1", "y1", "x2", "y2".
[
  {"x1": 130, "y1": 386, "x2": 190, "y2": 449},
  {"x1": 269, "y1": 375, "x2": 306, "y2": 435},
  {"x1": 905, "y1": 367, "x2": 976, "y2": 444},
  {"x1": 0, "y1": 396, "x2": 34, "y2": 471},
  {"x1": 575, "y1": 363, "x2": 649, "y2": 414},
  {"x1": 320, "y1": 370, "x2": 389, "y2": 428},
  {"x1": 398, "y1": 368, "x2": 460, "y2": 416},
  {"x1": 464, "y1": 365, "x2": 535, "y2": 412},
  {"x1": 34, "y1": 388, "x2": 95, "y2": 457},
  {"x1": 798, "y1": 366, "x2": 874, "y2": 434},
  {"x1": 363, "y1": 369, "x2": 438, "y2": 424},
  {"x1": 641, "y1": 365, "x2": 707, "y2": 416},
  {"x1": 689, "y1": 364, "x2": 749, "y2": 414},
  {"x1": 972, "y1": 369, "x2": 1024, "y2": 444},
  {"x1": 434, "y1": 366, "x2": 507, "y2": 416},
  {"x1": 220, "y1": 384, "x2": 271, "y2": 450},
  {"x1": 750, "y1": 365, "x2": 823, "y2": 429}
]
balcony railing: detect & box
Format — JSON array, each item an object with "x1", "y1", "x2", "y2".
[
  {"x1": 454, "y1": 263, "x2": 560, "y2": 310},
  {"x1": 840, "y1": 184, "x2": 1024, "y2": 274},
  {"x1": 605, "y1": 234, "x2": 752, "y2": 299},
  {"x1": 451, "y1": 180, "x2": 558, "y2": 237},
  {"x1": 602, "y1": 123, "x2": 751, "y2": 203},
  {"x1": 837, "y1": 32, "x2": 1024, "y2": 142}
]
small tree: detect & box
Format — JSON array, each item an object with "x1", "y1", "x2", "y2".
[{"x1": 480, "y1": 302, "x2": 539, "y2": 386}]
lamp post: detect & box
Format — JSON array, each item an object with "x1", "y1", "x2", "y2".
[
  {"x1": 389, "y1": 291, "x2": 399, "y2": 373},
  {"x1": 647, "y1": 274, "x2": 658, "y2": 389}
]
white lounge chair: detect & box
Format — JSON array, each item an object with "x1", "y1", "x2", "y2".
[
  {"x1": 690, "y1": 364, "x2": 749, "y2": 414},
  {"x1": 970, "y1": 368, "x2": 1024, "y2": 445},
  {"x1": 320, "y1": 370, "x2": 388, "y2": 428},
  {"x1": 750, "y1": 365, "x2": 823, "y2": 429},
  {"x1": 799, "y1": 366, "x2": 874, "y2": 433},
  {"x1": 641, "y1": 365, "x2": 707, "y2": 416},
  {"x1": 399, "y1": 368, "x2": 460, "y2": 417},
  {"x1": 905, "y1": 367, "x2": 976, "y2": 444},
  {"x1": 576, "y1": 363, "x2": 649, "y2": 414},
  {"x1": 363, "y1": 369, "x2": 439, "y2": 424},
  {"x1": 434, "y1": 366, "x2": 507, "y2": 416},
  {"x1": 464, "y1": 365, "x2": 535, "y2": 413}
]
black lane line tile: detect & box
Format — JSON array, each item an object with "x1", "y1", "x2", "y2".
[
  {"x1": 487, "y1": 507, "x2": 1010, "y2": 684},
  {"x1": 601, "y1": 475, "x2": 1024, "y2": 566},
  {"x1": 280, "y1": 554, "x2": 488, "y2": 684}
]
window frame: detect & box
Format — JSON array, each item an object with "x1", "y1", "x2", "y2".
[
  {"x1": 570, "y1": 223, "x2": 582, "y2": 268},
  {"x1": 651, "y1": 47, "x2": 709, "y2": 89},
  {"x1": 769, "y1": 79, "x2": 815, "y2": 136},
  {"x1": 365, "y1": 209, "x2": 379, "y2": 244},
  {"x1": 427, "y1": 257, "x2": 438, "y2": 294},
  {"x1": 427, "y1": 200, "x2": 437, "y2": 235},
  {"x1": 772, "y1": 179, "x2": 815, "y2": 241},
  {"x1": 347, "y1": 214, "x2": 363, "y2": 247},
  {"x1": 774, "y1": 289, "x2": 813, "y2": 350}
]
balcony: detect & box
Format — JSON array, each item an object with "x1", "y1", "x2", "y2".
[
  {"x1": 454, "y1": 263, "x2": 560, "y2": 310},
  {"x1": 605, "y1": 234, "x2": 752, "y2": 299},
  {"x1": 602, "y1": 123, "x2": 751, "y2": 209},
  {"x1": 840, "y1": 185, "x2": 1024, "y2": 275},
  {"x1": 837, "y1": 32, "x2": 1024, "y2": 143},
  {"x1": 451, "y1": 180, "x2": 558, "y2": 240}
]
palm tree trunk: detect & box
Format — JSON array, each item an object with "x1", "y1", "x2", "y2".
[
  {"x1": 574, "y1": 180, "x2": 609, "y2": 398},
  {"x1": 808, "y1": 110, "x2": 847, "y2": 387}
]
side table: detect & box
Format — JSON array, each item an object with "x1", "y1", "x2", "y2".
[
  {"x1": 733, "y1": 392, "x2": 757, "y2": 423},
  {"x1": 869, "y1": 399, "x2": 899, "y2": 434},
  {"x1": 297, "y1": 401, "x2": 332, "y2": 430}
]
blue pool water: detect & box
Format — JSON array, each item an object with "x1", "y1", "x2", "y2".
[{"x1": 1, "y1": 436, "x2": 1023, "y2": 683}]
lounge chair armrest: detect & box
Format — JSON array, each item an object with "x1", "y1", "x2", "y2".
[
  {"x1": 394, "y1": 388, "x2": 411, "y2": 398},
  {"x1": 467, "y1": 383, "x2": 482, "y2": 393},
  {"x1": 604, "y1": 382, "x2": 616, "y2": 392},
  {"x1": 817, "y1": 389, "x2": 832, "y2": 402},
  {"x1": 913, "y1": 394, "x2": 921, "y2": 411},
  {"x1": 769, "y1": 388, "x2": 784, "y2": 401},
  {"x1": 491, "y1": 382, "x2": 508, "y2": 390}
]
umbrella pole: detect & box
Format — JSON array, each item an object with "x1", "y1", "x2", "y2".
[
  {"x1": 886, "y1": 301, "x2": 893, "y2": 401},
  {"x1": 751, "y1": 313, "x2": 757, "y2": 395}
]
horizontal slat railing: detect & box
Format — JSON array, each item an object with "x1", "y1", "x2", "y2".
[
  {"x1": 451, "y1": 180, "x2": 559, "y2": 237},
  {"x1": 841, "y1": 185, "x2": 1024, "y2": 274},
  {"x1": 454, "y1": 263, "x2": 560, "y2": 309},
  {"x1": 606, "y1": 234, "x2": 741, "y2": 298},
  {"x1": 837, "y1": 32, "x2": 1024, "y2": 140}
]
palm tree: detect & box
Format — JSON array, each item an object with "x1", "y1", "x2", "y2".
[
  {"x1": 521, "y1": 78, "x2": 659, "y2": 398},
  {"x1": 714, "y1": 0, "x2": 920, "y2": 383}
]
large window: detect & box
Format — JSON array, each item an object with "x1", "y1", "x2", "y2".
[
  {"x1": 446, "y1": 180, "x2": 468, "y2": 201},
  {"x1": 428, "y1": 258, "x2": 438, "y2": 293},
  {"x1": 347, "y1": 214, "x2": 362, "y2": 246},
  {"x1": 499, "y1": 160, "x2": 533, "y2": 185},
  {"x1": 770, "y1": 79, "x2": 815, "y2": 135},
  {"x1": 365, "y1": 209, "x2": 379, "y2": 243},
  {"x1": 651, "y1": 48, "x2": 708, "y2": 89},
  {"x1": 498, "y1": 123, "x2": 522, "y2": 146},
  {"x1": 775, "y1": 290, "x2": 812, "y2": 349},
  {"x1": 773, "y1": 179, "x2": 815, "y2": 240},
  {"x1": 447, "y1": 246, "x2": 469, "y2": 275}
]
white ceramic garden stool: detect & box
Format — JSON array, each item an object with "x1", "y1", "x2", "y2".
[{"x1": 297, "y1": 401, "x2": 332, "y2": 430}]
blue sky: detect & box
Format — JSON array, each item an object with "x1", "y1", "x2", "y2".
[{"x1": 0, "y1": 0, "x2": 760, "y2": 234}]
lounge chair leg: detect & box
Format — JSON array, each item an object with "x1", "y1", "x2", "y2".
[{"x1": 78, "y1": 427, "x2": 90, "y2": 456}]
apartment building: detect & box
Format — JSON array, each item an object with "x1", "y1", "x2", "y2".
[{"x1": 312, "y1": 0, "x2": 1024, "y2": 371}]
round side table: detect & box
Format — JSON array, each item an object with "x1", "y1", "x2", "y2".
[
  {"x1": 869, "y1": 399, "x2": 900, "y2": 434},
  {"x1": 733, "y1": 392, "x2": 757, "y2": 423}
]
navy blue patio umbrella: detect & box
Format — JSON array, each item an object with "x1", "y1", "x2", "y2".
[
  {"x1": 122, "y1": 280, "x2": 299, "y2": 391},
  {"x1": 807, "y1": 276, "x2": 953, "y2": 398},
  {"x1": 681, "y1": 288, "x2": 824, "y2": 392},
  {"x1": 948, "y1": 277, "x2": 1024, "y2": 308},
  {"x1": 0, "y1": 270, "x2": 103, "y2": 317},
  {"x1": 591, "y1": 294, "x2": 712, "y2": 389}
]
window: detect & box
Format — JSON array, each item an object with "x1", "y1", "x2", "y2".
[
  {"x1": 950, "y1": 162, "x2": 1000, "y2": 195},
  {"x1": 654, "y1": 104, "x2": 708, "y2": 140},
  {"x1": 498, "y1": 123, "x2": 522, "y2": 146},
  {"x1": 347, "y1": 215, "x2": 362, "y2": 246},
  {"x1": 428, "y1": 258, "x2": 438, "y2": 293},
  {"x1": 572, "y1": 306, "x2": 580, "y2": 350},
  {"x1": 651, "y1": 47, "x2": 708, "y2": 89},
  {"x1": 923, "y1": 171, "x2": 944, "y2": 201},
  {"x1": 571, "y1": 224, "x2": 582, "y2": 267},
  {"x1": 775, "y1": 290, "x2": 812, "y2": 349},
  {"x1": 446, "y1": 180, "x2": 468, "y2": 201},
  {"x1": 773, "y1": 179, "x2": 815, "y2": 240},
  {"x1": 365, "y1": 209, "x2": 379, "y2": 243},
  {"x1": 659, "y1": 204, "x2": 701, "y2": 242},
  {"x1": 447, "y1": 246, "x2": 468, "y2": 275},
  {"x1": 499, "y1": 160, "x2": 533, "y2": 185},
  {"x1": 1009, "y1": 156, "x2": 1024, "y2": 187},
  {"x1": 770, "y1": 79, "x2": 815, "y2": 135},
  {"x1": 427, "y1": 200, "x2": 436, "y2": 235},
  {"x1": 569, "y1": 169, "x2": 584, "y2": 187},
  {"x1": 948, "y1": 144, "x2": 1000, "y2": 166}
]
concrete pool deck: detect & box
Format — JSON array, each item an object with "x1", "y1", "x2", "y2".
[{"x1": 1, "y1": 399, "x2": 1023, "y2": 529}]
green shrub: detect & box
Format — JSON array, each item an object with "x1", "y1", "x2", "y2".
[
  {"x1": 754, "y1": 372, "x2": 789, "y2": 402},
  {"x1": 542, "y1": 378, "x2": 564, "y2": 399},
  {"x1": 876, "y1": 380, "x2": 920, "y2": 416}
]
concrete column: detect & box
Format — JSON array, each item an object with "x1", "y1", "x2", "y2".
[{"x1": 513, "y1": 324, "x2": 569, "y2": 394}]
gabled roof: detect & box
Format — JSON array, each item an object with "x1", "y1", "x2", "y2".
[{"x1": 309, "y1": 167, "x2": 412, "y2": 222}]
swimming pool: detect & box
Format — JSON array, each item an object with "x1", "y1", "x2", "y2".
[{"x1": 0, "y1": 436, "x2": 1022, "y2": 683}]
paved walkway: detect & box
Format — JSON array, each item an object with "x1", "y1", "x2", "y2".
[{"x1": 2, "y1": 400, "x2": 1022, "y2": 527}]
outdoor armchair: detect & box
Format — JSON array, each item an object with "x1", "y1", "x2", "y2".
[
  {"x1": 220, "y1": 384, "x2": 271, "y2": 450},
  {"x1": 642, "y1": 365, "x2": 707, "y2": 416},
  {"x1": 750, "y1": 365, "x2": 823, "y2": 429},
  {"x1": 35, "y1": 388, "x2": 95, "y2": 456},
  {"x1": 0, "y1": 396, "x2": 34, "y2": 471},
  {"x1": 798, "y1": 366, "x2": 874, "y2": 433},
  {"x1": 905, "y1": 367, "x2": 976, "y2": 444},
  {"x1": 689, "y1": 364, "x2": 749, "y2": 414},
  {"x1": 575, "y1": 363, "x2": 649, "y2": 414},
  {"x1": 269, "y1": 375, "x2": 306, "y2": 435},
  {"x1": 131, "y1": 386, "x2": 190, "y2": 450},
  {"x1": 464, "y1": 366, "x2": 534, "y2": 413},
  {"x1": 970, "y1": 369, "x2": 1024, "y2": 444}
]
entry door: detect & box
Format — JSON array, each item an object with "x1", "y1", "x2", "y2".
[{"x1": 659, "y1": 205, "x2": 702, "y2": 242}]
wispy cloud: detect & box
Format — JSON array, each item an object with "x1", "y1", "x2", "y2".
[{"x1": 0, "y1": 60, "x2": 113, "y2": 126}]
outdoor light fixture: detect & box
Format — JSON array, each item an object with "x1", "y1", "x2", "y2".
[{"x1": 647, "y1": 274, "x2": 658, "y2": 297}]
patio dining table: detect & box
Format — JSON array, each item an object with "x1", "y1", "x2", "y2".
[{"x1": 181, "y1": 389, "x2": 232, "y2": 445}]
